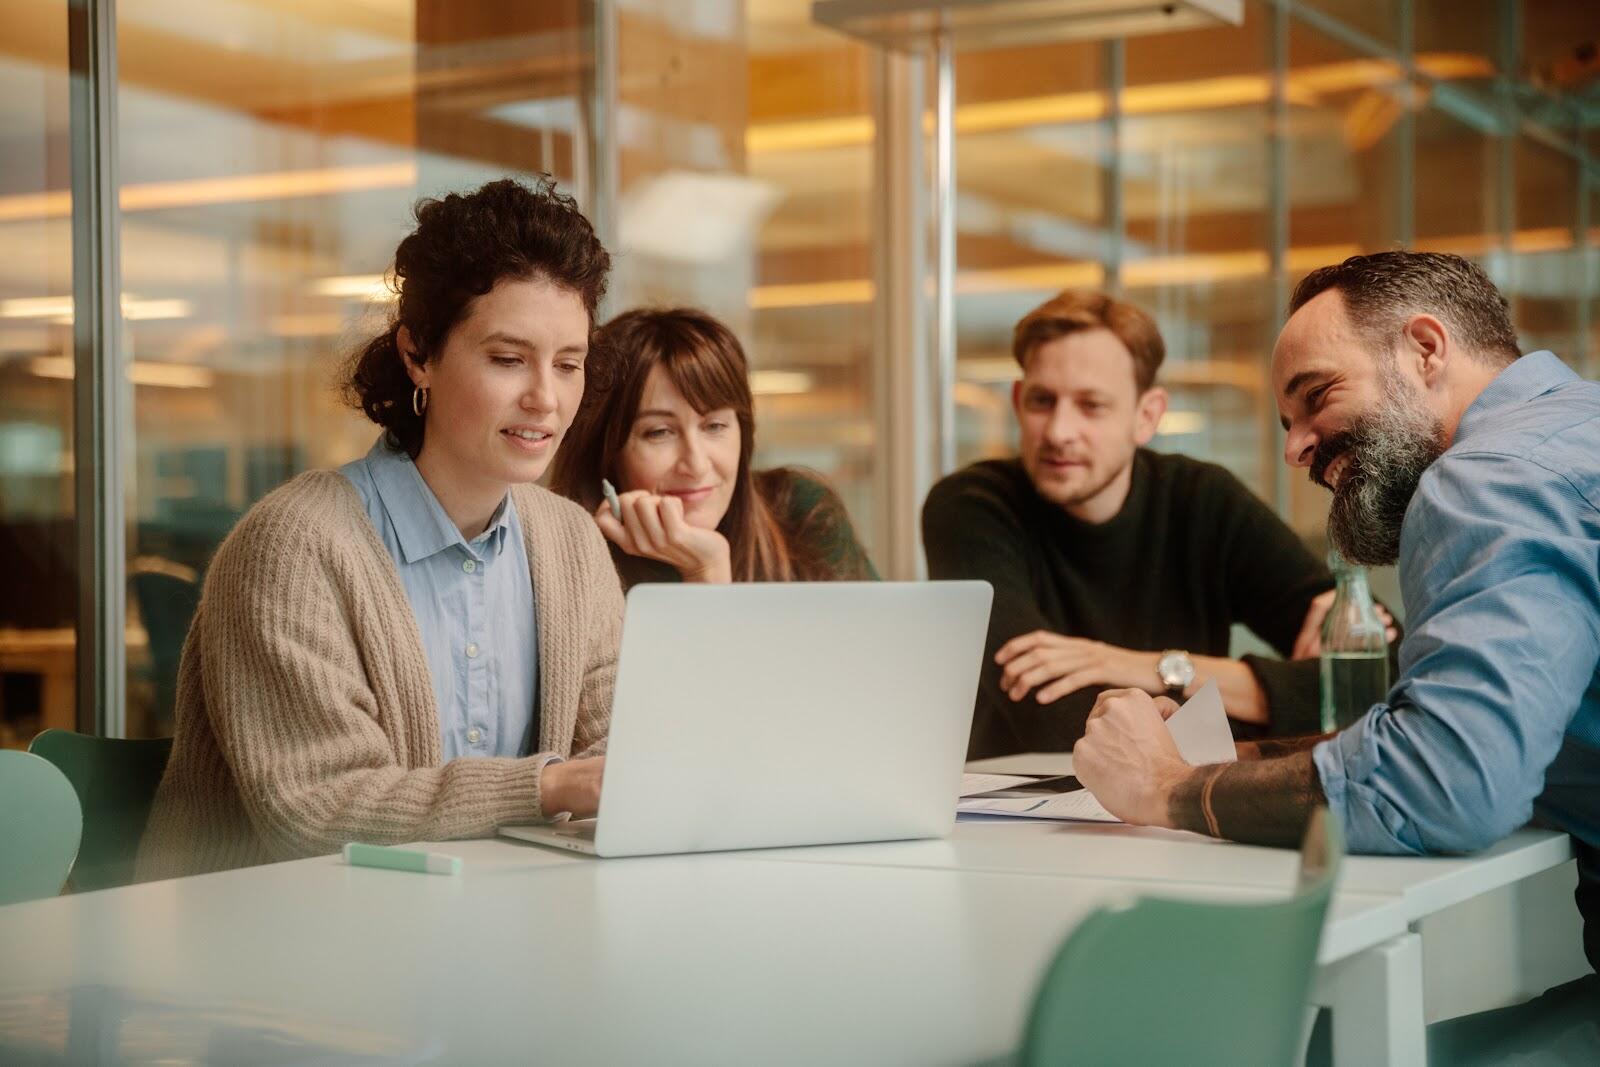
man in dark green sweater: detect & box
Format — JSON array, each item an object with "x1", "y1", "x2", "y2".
[{"x1": 924, "y1": 289, "x2": 1371, "y2": 759}]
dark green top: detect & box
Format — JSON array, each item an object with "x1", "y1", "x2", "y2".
[
  {"x1": 923, "y1": 451, "x2": 1333, "y2": 759},
  {"x1": 616, "y1": 469, "x2": 878, "y2": 588}
]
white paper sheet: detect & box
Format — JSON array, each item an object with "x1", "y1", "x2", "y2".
[
  {"x1": 1163, "y1": 679, "x2": 1238, "y2": 767},
  {"x1": 956, "y1": 681, "x2": 1237, "y2": 824},
  {"x1": 957, "y1": 791, "x2": 1118, "y2": 823},
  {"x1": 958, "y1": 773, "x2": 1038, "y2": 798}
]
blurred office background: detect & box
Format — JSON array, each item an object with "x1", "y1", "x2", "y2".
[{"x1": 2, "y1": 0, "x2": 1597, "y2": 746}]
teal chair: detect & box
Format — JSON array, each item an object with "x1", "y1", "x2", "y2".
[
  {"x1": 130, "y1": 568, "x2": 199, "y2": 733},
  {"x1": 27, "y1": 730, "x2": 173, "y2": 892},
  {"x1": 1016, "y1": 808, "x2": 1343, "y2": 1066},
  {"x1": 0, "y1": 749, "x2": 83, "y2": 905}
]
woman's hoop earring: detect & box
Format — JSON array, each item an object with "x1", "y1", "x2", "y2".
[{"x1": 412, "y1": 386, "x2": 429, "y2": 416}]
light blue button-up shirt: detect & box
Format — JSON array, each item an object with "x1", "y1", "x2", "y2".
[
  {"x1": 341, "y1": 436, "x2": 540, "y2": 760},
  {"x1": 1313, "y1": 351, "x2": 1600, "y2": 962}
]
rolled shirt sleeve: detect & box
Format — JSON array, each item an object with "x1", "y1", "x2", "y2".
[{"x1": 1314, "y1": 449, "x2": 1600, "y2": 855}]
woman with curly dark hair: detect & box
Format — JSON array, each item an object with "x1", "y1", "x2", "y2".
[
  {"x1": 139, "y1": 177, "x2": 621, "y2": 879},
  {"x1": 548, "y1": 307, "x2": 877, "y2": 589}
]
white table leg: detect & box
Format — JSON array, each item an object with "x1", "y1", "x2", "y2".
[
  {"x1": 1312, "y1": 932, "x2": 1426, "y2": 1067},
  {"x1": 1297, "y1": 1005, "x2": 1321, "y2": 1066}
]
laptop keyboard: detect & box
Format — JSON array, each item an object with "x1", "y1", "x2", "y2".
[{"x1": 558, "y1": 821, "x2": 598, "y2": 842}]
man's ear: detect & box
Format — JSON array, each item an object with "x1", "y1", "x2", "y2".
[
  {"x1": 1400, "y1": 313, "x2": 1450, "y2": 387},
  {"x1": 1133, "y1": 386, "x2": 1168, "y2": 446},
  {"x1": 397, "y1": 326, "x2": 428, "y2": 389}
]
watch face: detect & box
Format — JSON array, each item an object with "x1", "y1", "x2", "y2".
[{"x1": 1158, "y1": 651, "x2": 1195, "y2": 689}]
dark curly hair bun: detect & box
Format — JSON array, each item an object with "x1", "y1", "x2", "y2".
[{"x1": 343, "y1": 175, "x2": 611, "y2": 456}]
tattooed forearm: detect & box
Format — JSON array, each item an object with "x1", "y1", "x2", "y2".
[
  {"x1": 1167, "y1": 751, "x2": 1326, "y2": 848},
  {"x1": 1235, "y1": 734, "x2": 1332, "y2": 762}
]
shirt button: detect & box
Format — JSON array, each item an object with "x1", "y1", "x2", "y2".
[
  {"x1": 465, "y1": 643, "x2": 480, "y2": 659},
  {"x1": 467, "y1": 728, "x2": 482, "y2": 744},
  {"x1": 462, "y1": 559, "x2": 477, "y2": 573}
]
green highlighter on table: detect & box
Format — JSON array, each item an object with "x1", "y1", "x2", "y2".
[{"x1": 343, "y1": 842, "x2": 462, "y2": 876}]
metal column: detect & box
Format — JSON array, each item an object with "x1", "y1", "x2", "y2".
[
  {"x1": 871, "y1": 49, "x2": 935, "y2": 579},
  {"x1": 68, "y1": 0, "x2": 126, "y2": 737},
  {"x1": 1269, "y1": 0, "x2": 1292, "y2": 515},
  {"x1": 1102, "y1": 39, "x2": 1125, "y2": 294},
  {"x1": 584, "y1": 0, "x2": 619, "y2": 317},
  {"x1": 932, "y1": 29, "x2": 957, "y2": 477}
]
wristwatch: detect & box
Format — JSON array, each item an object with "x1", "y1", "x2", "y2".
[{"x1": 1155, "y1": 649, "x2": 1196, "y2": 699}]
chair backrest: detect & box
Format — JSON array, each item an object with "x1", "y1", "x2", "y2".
[
  {"x1": 130, "y1": 569, "x2": 200, "y2": 732},
  {"x1": 27, "y1": 730, "x2": 173, "y2": 892},
  {"x1": 1019, "y1": 809, "x2": 1344, "y2": 1066},
  {"x1": 0, "y1": 750, "x2": 83, "y2": 906}
]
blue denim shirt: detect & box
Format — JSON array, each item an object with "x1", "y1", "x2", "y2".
[
  {"x1": 340, "y1": 436, "x2": 540, "y2": 760},
  {"x1": 1313, "y1": 351, "x2": 1600, "y2": 961}
]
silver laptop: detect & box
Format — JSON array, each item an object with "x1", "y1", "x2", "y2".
[{"x1": 501, "y1": 580, "x2": 992, "y2": 857}]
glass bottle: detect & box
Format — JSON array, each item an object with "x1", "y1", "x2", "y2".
[{"x1": 1319, "y1": 551, "x2": 1390, "y2": 733}]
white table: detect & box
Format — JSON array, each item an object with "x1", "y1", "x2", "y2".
[
  {"x1": 957, "y1": 752, "x2": 1579, "y2": 1062},
  {"x1": 738, "y1": 818, "x2": 1573, "y2": 915},
  {"x1": 0, "y1": 795, "x2": 1575, "y2": 1067},
  {"x1": 0, "y1": 840, "x2": 1405, "y2": 1066},
  {"x1": 746, "y1": 820, "x2": 1573, "y2": 1062},
  {"x1": 968, "y1": 752, "x2": 1572, "y2": 910}
]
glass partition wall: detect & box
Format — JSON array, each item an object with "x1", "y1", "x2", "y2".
[
  {"x1": 113, "y1": 1, "x2": 601, "y2": 738},
  {"x1": 948, "y1": 0, "x2": 1596, "y2": 543},
  {"x1": 0, "y1": 0, "x2": 76, "y2": 748},
  {"x1": 3, "y1": 0, "x2": 603, "y2": 742},
  {"x1": 615, "y1": 0, "x2": 882, "y2": 570},
  {"x1": 1, "y1": 0, "x2": 1595, "y2": 743}
]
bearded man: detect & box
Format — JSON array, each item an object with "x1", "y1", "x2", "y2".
[{"x1": 1075, "y1": 251, "x2": 1600, "y2": 1054}]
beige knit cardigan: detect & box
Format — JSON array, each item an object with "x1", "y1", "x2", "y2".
[{"x1": 136, "y1": 470, "x2": 622, "y2": 880}]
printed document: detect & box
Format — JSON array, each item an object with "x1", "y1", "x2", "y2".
[{"x1": 956, "y1": 681, "x2": 1235, "y2": 823}]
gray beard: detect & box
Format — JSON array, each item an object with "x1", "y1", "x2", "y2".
[{"x1": 1325, "y1": 379, "x2": 1448, "y2": 567}]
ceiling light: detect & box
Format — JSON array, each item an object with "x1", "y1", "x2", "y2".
[
  {"x1": 130, "y1": 361, "x2": 215, "y2": 388},
  {"x1": 1, "y1": 297, "x2": 75, "y2": 319},
  {"x1": 1, "y1": 295, "x2": 193, "y2": 321},
  {"x1": 123, "y1": 298, "x2": 193, "y2": 321},
  {"x1": 0, "y1": 161, "x2": 417, "y2": 223},
  {"x1": 27, "y1": 355, "x2": 214, "y2": 389},
  {"x1": 313, "y1": 274, "x2": 396, "y2": 302},
  {"x1": 750, "y1": 370, "x2": 815, "y2": 395},
  {"x1": 749, "y1": 279, "x2": 876, "y2": 310},
  {"x1": 813, "y1": 0, "x2": 1242, "y2": 52}
]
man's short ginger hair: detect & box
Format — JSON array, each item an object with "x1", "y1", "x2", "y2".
[{"x1": 1012, "y1": 290, "x2": 1166, "y2": 392}]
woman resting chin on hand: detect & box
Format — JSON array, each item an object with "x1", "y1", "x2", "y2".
[
  {"x1": 597, "y1": 488, "x2": 732, "y2": 584},
  {"x1": 550, "y1": 307, "x2": 879, "y2": 589}
]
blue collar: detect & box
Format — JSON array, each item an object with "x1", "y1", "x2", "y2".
[
  {"x1": 1454, "y1": 351, "x2": 1576, "y2": 447},
  {"x1": 364, "y1": 437, "x2": 512, "y2": 564}
]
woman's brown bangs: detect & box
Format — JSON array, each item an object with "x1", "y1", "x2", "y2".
[{"x1": 657, "y1": 342, "x2": 750, "y2": 419}]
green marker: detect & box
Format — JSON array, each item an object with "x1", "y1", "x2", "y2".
[{"x1": 343, "y1": 842, "x2": 462, "y2": 876}]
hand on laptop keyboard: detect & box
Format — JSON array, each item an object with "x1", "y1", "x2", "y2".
[{"x1": 542, "y1": 756, "x2": 606, "y2": 818}]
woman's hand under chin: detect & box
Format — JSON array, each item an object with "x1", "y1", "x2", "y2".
[{"x1": 594, "y1": 490, "x2": 733, "y2": 583}]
